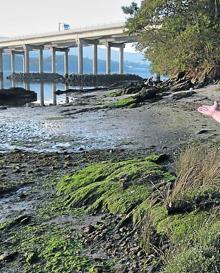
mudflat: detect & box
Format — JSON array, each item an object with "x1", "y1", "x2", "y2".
[{"x1": 0, "y1": 85, "x2": 220, "y2": 273}]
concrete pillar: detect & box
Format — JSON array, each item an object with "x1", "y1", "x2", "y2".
[
  {"x1": 51, "y1": 47, "x2": 57, "y2": 105},
  {"x1": 24, "y1": 46, "x2": 30, "y2": 74},
  {"x1": 39, "y1": 48, "x2": 44, "y2": 106},
  {"x1": 64, "y1": 50, "x2": 69, "y2": 75},
  {"x1": 119, "y1": 46, "x2": 125, "y2": 74},
  {"x1": 24, "y1": 46, "x2": 30, "y2": 90},
  {"x1": 93, "y1": 43, "x2": 98, "y2": 75},
  {"x1": 78, "y1": 40, "x2": 83, "y2": 74},
  {"x1": 0, "y1": 50, "x2": 4, "y2": 89},
  {"x1": 11, "y1": 52, "x2": 15, "y2": 74},
  {"x1": 40, "y1": 80, "x2": 44, "y2": 106},
  {"x1": 22, "y1": 55, "x2": 25, "y2": 74},
  {"x1": 39, "y1": 48, "x2": 43, "y2": 73},
  {"x1": 64, "y1": 49, "x2": 69, "y2": 103},
  {"x1": 106, "y1": 43, "x2": 111, "y2": 74},
  {"x1": 11, "y1": 52, "x2": 16, "y2": 87}
]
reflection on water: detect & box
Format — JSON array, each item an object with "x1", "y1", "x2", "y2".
[{"x1": 1, "y1": 73, "x2": 68, "y2": 105}]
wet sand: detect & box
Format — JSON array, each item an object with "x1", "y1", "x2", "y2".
[{"x1": 0, "y1": 85, "x2": 219, "y2": 153}]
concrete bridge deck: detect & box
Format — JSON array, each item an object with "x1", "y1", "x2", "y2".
[{"x1": 0, "y1": 22, "x2": 134, "y2": 49}]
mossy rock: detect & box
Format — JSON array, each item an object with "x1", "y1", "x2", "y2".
[
  {"x1": 57, "y1": 155, "x2": 175, "y2": 223},
  {"x1": 107, "y1": 96, "x2": 139, "y2": 108},
  {"x1": 12, "y1": 224, "x2": 113, "y2": 273},
  {"x1": 108, "y1": 90, "x2": 123, "y2": 97}
]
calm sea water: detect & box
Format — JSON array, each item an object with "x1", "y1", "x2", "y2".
[{"x1": 2, "y1": 68, "x2": 150, "y2": 104}]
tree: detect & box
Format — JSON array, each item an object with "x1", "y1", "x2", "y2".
[{"x1": 123, "y1": 0, "x2": 220, "y2": 77}]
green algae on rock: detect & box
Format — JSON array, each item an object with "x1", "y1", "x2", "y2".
[
  {"x1": 107, "y1": 96, "x2": 139, "y2": 108},
  {"x1": 57, "y1": 155, "x2": 175, "y2": 222},
  {"x1": 10, "y1": 223, "x2": 113, "y2": 273}
]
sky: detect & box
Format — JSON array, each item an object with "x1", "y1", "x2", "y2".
[{"x1": 0, "y1": 0, "x2": 141, "y2": 37}]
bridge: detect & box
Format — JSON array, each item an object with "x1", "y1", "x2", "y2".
[{"x1": 0, "y1": 22, "x2": 136, "y2": 105}]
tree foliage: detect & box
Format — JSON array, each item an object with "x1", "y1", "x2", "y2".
[{"x1": 123, "y1": 0, "x2": 220, "y2": 76}]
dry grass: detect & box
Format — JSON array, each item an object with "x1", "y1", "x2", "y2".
[{"x1": 167, "y1": 146, "x2": 220, "y2": 202}]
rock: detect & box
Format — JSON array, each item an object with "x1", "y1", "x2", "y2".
[
  {"x1": 196, "y1": 129, "x2": 214, "y2": 135},
  {"x1": 12, "y1": 215, "x2": 32, "y2": 226},
  {"x1": 0, "y1": 88, "x2": 37, "y2": 106},
  {"x1": 83, "y1": 224, "x2": 96, "y2": 234},
  {"x1": 134, "y1": 87, "x2": 158, "y2": 102},
  {"x1": 65, "y1": 74, "x2": 143, "y2": 88},
  {"x1": 116, "y1": 267, "x2": 128, "y2": 273},
  {"x1": 26, "y1": 252, "x2": 39, "y2": 264},
  {"x1": 0, "y1": 106, "x2": 7, "y2": 110},
  {"x1": 0, "y1": 251, "x2": 17, "y2": 262},
  {"x1": 8, "y1": 72, "x2": 64, "y2": 82},
  {"x1": 150, "y1": 153, "x2": 170, "y2": 164},
  {"x1": 167, "y1": 200, "x2": 193, "y2": 215},
  {"x1": 170, "y1": 80, "x2": 193, "y2": 92},
  {"x1": 168, "y1": 90, "x2": 196, "y2": 100},
  {"x1": 176, "y1": 71, "x2": 186, "y2": 80}
]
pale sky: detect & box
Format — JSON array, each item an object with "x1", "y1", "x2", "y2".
[{"x1": 0, "y1": 0, "x2": 141, "y2": 37}]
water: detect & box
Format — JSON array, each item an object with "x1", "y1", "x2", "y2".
[
  {"x1": 1, "y1": 68, "x2": 153, "y2": 105},
  {"x1": 2, "y1": 72, "x2": 67, "y2": 104}
]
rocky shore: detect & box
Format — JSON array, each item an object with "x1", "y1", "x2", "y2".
[
  {"x1": 8, "y1": 73, "x2": 64, "y2": 82},
  {"x1": 0, "y1": 87, "x2": 37, "y2": 106},
  {"x1": 0, "y1": 82, "x2": 220, "y2": 272}
]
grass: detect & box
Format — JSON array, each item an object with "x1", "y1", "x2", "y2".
[
  {"x1": 167, "y1": 146, "x2": 220, "y2": 204},
  {"x1": 136, "y1": 146, "x2": 220, "y2": 273}
]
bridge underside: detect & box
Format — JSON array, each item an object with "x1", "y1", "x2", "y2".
[{"x1": 0, "y1": 23, "x2": 137, "y2": 105}]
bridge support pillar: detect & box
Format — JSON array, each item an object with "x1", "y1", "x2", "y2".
[
  {"x1": 64, "y1": 49, "x2": 69, "y2": 103},
  {"x1": 24, "y1": 46, "x2": 30, "y2": 74},
  {"x1": 93, "y1": 43, "x2": 98, "y2": 75},
  {"x1": 106, "y1": 43, "x2": 111, "y2": 75},
  {"x1": 11, "y1": 51, "x2": 15, "y2": 74},
  {"x1": 24, "y1": 45, "x2": 30, "y2": 90},
  {"x1": 64, "y1": 49, "x2": 69, "y2": 75},
  {"x1": 78, "y1": 39, "x2": 83, "y2": 75},
  {"x1": 119, "y1": 45, "x2": 125, "y2": 74},
  {"x1": 51, "y1": 47, "x2": 57, "y2": 105},
  {"x1": 39, "y1": 48, "x2": 44, "y2": 106},
  {"x1": 11, "y1": 52, "x2": 16, "y2": 87},
  {"x1": 0, "y1": 50, "x2": 3, "y2": 89}
]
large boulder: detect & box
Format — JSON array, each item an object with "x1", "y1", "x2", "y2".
[
  {"x1": 0, "y1": 87, "x2": 37, "y2": 106},
  {"x1": 134, "y1": 87, "x2": 158, "y2": 102}
]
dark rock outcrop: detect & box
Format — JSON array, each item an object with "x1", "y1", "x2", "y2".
[
  {"x1": 8, "y1": 73, "x2": 64, "y2": 83},
  {"x1": 0, "y1": 88, "x2": 37, "y2": 106},
  {"x1": 64, "y1": 74, "x2": 143, "y2": 87},
  {"x1": 134, "y1": 87, "x2": 158, "y2": 102}
]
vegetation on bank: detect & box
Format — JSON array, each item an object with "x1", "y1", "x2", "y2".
[
  {"x1": 1, "y1": 146, "x2": 220, "y2": 272},
  {"x1": 123, "y1": 1, "x2": 220, "y2": 77},
  {"x1": 57, "y1": 146, "x2": 220, "y2": 272}
]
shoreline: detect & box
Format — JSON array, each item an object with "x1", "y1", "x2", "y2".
[{"x1": 0, "y1": 84, "x2": 220, "y2": 272}]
